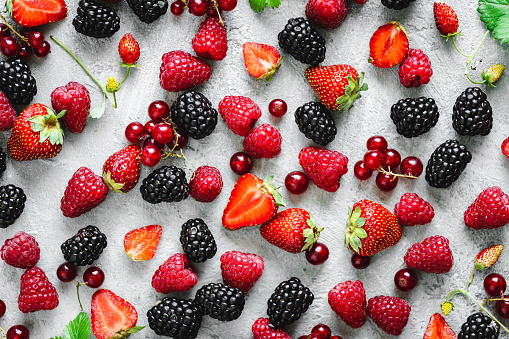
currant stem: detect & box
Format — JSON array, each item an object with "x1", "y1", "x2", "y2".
[
  {"x1": 462, "y1": 289, "x2": 509, "y2": 334},
  {"x1": 0, "y1": 324, "x2": 6, "y2": 339},
  {"x1": 74, "y1": 280, "x2": 84, "y2": 312},
  {"x1": 0, "y1": 12, "x2": 28, "y2": 44},
  {"x1": 210, "y1": 0, "x2": 224, "y2": 25},
  {"x1": 377, "y1": 166, "x2": 417, "y2": 179},
  {"x1": 482, "y1": 296, "x2": 508, "y2": 308}
]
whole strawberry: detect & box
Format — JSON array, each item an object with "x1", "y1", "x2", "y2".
[
  {"x1": 404, "y1": 235, "x2": 454, "y2": 274},
  {"x1": 118, "y1": 33, "x2": 140, "y2": 65},
  {"x1": 394, "y1": 193, "x2": 435, "y2": 226},
  {"x1": 305, "y1": 64, "x2": 367, "y2": 111},
  {"x1": 305, "y1": 0, "x2": 347, "y2": 30},
  {"x1": 192, "y1": 17, "x2": 227, "y2": 61},
  {"x1": 51, "y1": 82, "x2": 91, "y2": 134},
  {"x1": 151, "y1": 253, "x2": 198, "y2": 294},
  {"x1": 433, "y1": 2, "x2": 460, "y2": 38},
  {"x1": 345, "y1": 200, "x2": 402, "y2": 256},
  {"x1": 218, "y1": 95, "x2": 262, "y2": 136},
  {"x1": 328, "y1": 280, "x2": 367, "y2": 329},
  {"x1": 19, "y1": 266, "x2": 59, "y2": 313},
  {"x1": 464, "y1": 187, "x2": 509, "y2": 230},
  {"x1": 368, "y1": 296, "x2": 411, "y2": 336},
  {"x1": 1, "y1": 231, "x2": 40, "y2": 269},
  {"x1": 220, "y1": 251, "x2": 264, "y2": 293},
  {"x1": 8, "y1": 103, "x2": 64, "y2": 161},
  {"x1": 189, "y1": 165, "x2": 223, "y2": 202},
  {"x1": 0, "y1": 90, "x2": 16, "y2": 131},
  {"x1": 260, "y1": 208, "x2": 322, "y2": 254},
  {"x1": 252, "y1": 317, "x2": 291, "y2": 339},
  {"x1": 475, "y1": 244, "x2": 503, "y2": 270},
  {"x1": 159, "y1": 50, "x2": 212, "y2": 92},
  {"x1": 243, "y1": 123, "x2": 282, "y2": 159},
  {"x1": 298, "y1": 146, "x2": 348, "y2": 192},
  {"x1": 102, "y1": 145, "x2": 141, "y2": 193}
]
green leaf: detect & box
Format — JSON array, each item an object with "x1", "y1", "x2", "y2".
[
  {"x1": 355, "y1": 217, "x2": 365, "y2": 228},
  {"x1": 63, "y1": 312, "x2": 91, "y2": 339},
  {"x1": 128, "y1": 326, "x2": 145, "y2": 334},
  {"x1": 478, "y1": 0, "x2": 509, "y2": 43},
  {"x1": 249, "y1": 0, "x2": 267, "y2": 12},
  {"x1": 50, "y1": 337, "x2": 65, "y2": 339},
  {"x1": 90, "y1": 94, "x2": 106, "y2": 119},
  {"x1": 266, "y1": 0, "x2": 281, "y2": 8}
]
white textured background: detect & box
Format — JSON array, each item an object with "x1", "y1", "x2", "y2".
[{"x1": 1, "y1": 0, "x2": 509, "y2": 338}]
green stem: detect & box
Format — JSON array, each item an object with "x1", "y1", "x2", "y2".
[
  {"x1": 74, "y1": 280, "x2": 84, "y2": 312},
  {"x1": 119, "y1": 66, "x2": 131, "y2": 87},
  {"x1": 112, "y1": 92, "x2": 117, "y2": 108},
  {"x1": 0, "y1": 324, "x2": 6, "y2": 339},
  {"x1": 465, "y1": 267, "x2": 477, "y2": 291},
  {"x1": 452, "y1": 37, "x2": 470, "y2": 58},
  {"x1": 462, "y1": 290, "x2": 509, "y2": 334},
  {"x1": 463, "y1": 30, "x2": 490, "y2": 83}
]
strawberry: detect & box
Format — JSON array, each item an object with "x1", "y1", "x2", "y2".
[
  {"x1": 91, "y1": 289, "x2": 143, "y2": 339},
  {"x1": 433, "y1": 2, "x2": 459, "y2": 38},
  {"x1": 192, "y1": 17, "x2": 228, "y2": 61},
  {"x1": 404, "y1": 235, "x2": 454, "y2": 274},
  {"x1": 8, "y1": 103, "x2": 64, "y2": 161},
  {"x1": 218, "y1": 95, "x2": 262, "y2": 136},
  {"x1": 242, "y1": 42, "x2": 282, "y2": 81},
  {"x1": 222, "y1": 174, "x2": 285, "y2": 230},
  {"x1": 159, "y1": 50, "x2": 212, "y2": 92},
  {"x1": 51, "y1": 82, "x2": 91, "y2": 134},
  {"x1": 483, "y1": 64, "x2": 505, "y2": 87},
  {"x1": 344, "y1": 199, "x2": 402, "y2": 256},
  {"x1": 118, "y1": 33, "x2": 140, "y2": 65},
  {"x1": 369, "y1": 22, "x2": 409, "y2": 68},
  {"x1": 328, "y1": 280, "x2": 367, "y2": 329},
  {"x1": 305, "y1": 64, "x2": 367, "y2": 111},
  {"x1": 475, "y1": 244, "x2": 503, "y2": 270},
  {"x1": 305, "y1": 0, "x2": 347, "y2": 30},
  {"x1": 260, "y1": 208, "x2": 322, "y2": 254},
  {"x1": 423, "y1": 313, "x2": 456, "y2": 339},
  {"x1": 7, "y1": 0, "x2": 67, "y2": 27},
  {"x1": 102, "y1": 145, "x2": 141, "y2": 193},
  {"x1": 502, "y1": 136, "x2": 509, "y2": 158},
  {"x1": 220, "y1": 251, "x2": 264, "y2": 293},
  {"x1": 124, "y1": 224, "x2": 163, "y2": 261}
]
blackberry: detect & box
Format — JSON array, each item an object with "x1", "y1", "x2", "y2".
[
  {"x1": 180, "y1": 218, "x2": 217, "y2": 263},
  {"x1": 194, "y1": 283, "x2": 245, "y2": 321},
  {"x1": 425, "y1": 139, "x2": 472, "y2": 188},
  {"x1": 127, "y1": 0, "x2": 168, "y2": 23},
  {"x1": 267, "y1": 277, "x2": 314, "y2": 328},
  {"x1": 381, "y1": 0, "x2": 415, "y2": 10},
  {"x1": 458, "y1": 312, "x2": 499, "y2": 339},
  {"x1": 0, "y1": 185, "x2": 26, "y2": 228},
  {"x1": 278, "y1": 17, "x2": 326, "y2": 66},
  {"x1": 140, "y1": 165, "x2": 189, "y2": 204},
  {"x1": 0, "y1": 58, "x2": 37, "y2": 105},
  {"x1": 147, "y1": 297, "x2": 202, "y2": 339},
  {"x1": 61, "y1": 225, "x2": 107, "y2": 266},
  {"x1": 171, "y1": 91, "x2": 218, "y2": 140},
  {"x1": 0, "y1": 147, "x2": 6, "y2": 177},
  {"x1": 390, "y1": 97, "x2": 439, "y2": 138},
  {"x1": 452, "y1": 87, "x2": 493, "y2": 136},
  {"x1": 294, "y1": 102, "x2": 336, "y2": 146},
  {"x1": 73, "y1": 0, "x2": 120, "y2": 38}
]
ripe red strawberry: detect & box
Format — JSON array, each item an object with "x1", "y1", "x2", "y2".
[
  {"x1": 243, "y1": 123, "x2": 282, "y2": 159},
  {"x1": 8, "y1": 103, "x2": 64, "y2": 161},
  {"x1": 192, "y1": 17, "x2": 227, "y2": 61},
  {"x1": 433, "y1": 2, "x2": 459, "y2": 38},
  {"x1": 464, "y1": 187, "x2": 509, "y2": 229},
  {"x1": 222, "y1": 173, "x2": 285, "y2": 230},
  {"x1": 124, "y1": 224, "x2": 162, "y2": 261},
  {"x1": 305, "y1": 0, "x2": 347, "y2": 30},
  {"x1": 1, "y1": 231, "x2": 40, "y2": 269},
  {"x1": 344, "y1": 199, "x2": 402, "y2": 256},
  {"x1": 151, "y1": 253, "x2": 198, "y2": 293},
  {"x1": 159, "y1": 50, "x2": 212, "y2": 92},
  {"x1": 218, "y1": 95, "x2": 262, "y2": 136},
  {"x1": 220, "y1": 251, "x2": 264, "y2": 293},
  {"x1": 189, "y1": 165, "x2": 223, "y2": 202},
  {"x1": 0, "y1": 90, "x2": 16, "y2": 131},
  {"x1": 242, "y1": 42, "x2": 282, "y2": 81},
  {"x1": 423, "y1": 313, "x2": 456, "y2": 339},
  {"x1": 51, "y1": 82, "x2": 91, "y2": 134},
  {"x1": 118, "y1": 33, "x2": 140, "y2": 65},
  {"x1": 298, "y1": 146, "x2": 348, "y2": 192},
  {"x1": 102, "y1": 145, "x2": 141, "y2": 193},
  {"x1": 252, "y1": 317, "x2": 291, "y2": 339},
  {"x1": 404, "y1": 235, "x2": 454, "y2": 274},
  {"x1": 260, "y1": 208, "x2": 322, "y2": 253},
  {"x1": 305, "y1": 64, "x2": 367, "y2": 111},
  {"x1": 91, "y1": 289, "x2": 142, "y2": 339},
  {"x1": 369, "y1": 22, "x2": 409, "y2": 68},
  {"x1": 475, "y1": 244, "x2": 503, "y2": 270},
  {"x1": 18, "y1": 266, "x2": 59, "y2": 313},
  {"x1": 368, "y1": 296, "x2": 411, "y2": 336},
  {"x1": 8, "y1": 0, "x2": 67, "y2": 27},
  {"x1": 61, "y1": 167, "x2": 109, "y2": 218},
  {"x1": 328, "y1": 280, "x2": 367, "y2": 329},
  {"x1": 398, "y1": 49, "x2": 433, "y2": 88},
  {"x1": 394, "y1": 193, "x2": 435, "y2": 226},
  {"x1": 502, "y1": 137, "x2": 509, "y2": 158}
]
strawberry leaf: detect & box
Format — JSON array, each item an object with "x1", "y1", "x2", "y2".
[
  {"x1": 51, "y1": 312, "x2": 91, "y2": 339},
  {"x1": 90, "y1": 94, "x2": 106, "y2": 119},
  {"x1": 249, "y1": 0, "x2": 281, "y2": 12},
  {"x1": 478, "y1": 0, "x2": 509, "y2": 43}
]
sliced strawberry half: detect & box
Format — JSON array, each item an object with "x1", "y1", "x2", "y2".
[
  {"x1": 502, "y1": 137, "x2": 509, "y2": 158},
  {"x1": 222, "y1": 173, "x2": 285, "y2": 230},
  {"x1": 423, "y1": 313, "x2": 456, "y2": 339},
  {"x1": 8, "y1": 0, "x2": 67, "y2": 27},
  {"x1": 243, "y1": 42, "x2": 283, "y2": 82},
  {"x1": 369, "y1": 21, "x2": 409, "y2": 68},
  {"x1": 124, "y1": 224, "x2": 162, "y2": 261}
]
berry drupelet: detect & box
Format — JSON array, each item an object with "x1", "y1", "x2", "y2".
[
  {"x1": 425, "y1": 139, "x2": 472, "y2": 188},
  {"x1": 278, "y1": 17, "x2": 326, "y2": 66},
  {"x1": 140, "y1": 166, "x2": 189, "y2": 204},
  {"x1": 0, "y1": 58, "x2": 37, "y2": 105},
  {"x1": 127, "y1": 0, "x2": 169, "y2": 23},
  {"x1": 390, "y1": 97, "x2": 439, "y2": 138},
  {"x1": 452, "y1": 87, "x2": 493, "y2": 136},
  {"x1": 294, "y1": 102, "x2": 337, "y2": 146},
  {"x1": 73, "y1": 0, "x2": 121, "y2": 38},
  {"x1": 147, "y1": 297, "x2": 203, "y2": 339},
  {"x1": 0, "y1": 184, "x2": 26, "y2": 228},
  {"x1": 194, "y1": 283, "x2": 245, "y2": 321},
  {"x1": 180, "y1": 218, "x2": 217, "y2": 263},
  {"x1": 458, "y1": 312, "x2": 500, "y2": 339},
  {"x1": 171, "y1": 90, "x2": 218, "y2": 140},
  {"x1": 381, "y1": 0, "x2": 415, "y2": 10},
  {"x1": 61, "y1": 225, "x2": 107, "y2": 266}
]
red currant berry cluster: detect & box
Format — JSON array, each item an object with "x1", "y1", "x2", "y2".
[
  {"x1": 0, "y1": 24, "x2": 50, "y2": 59},
  {"x1": 353, "y1": 136, "x2": 423, "y2": 192},
  {"x1": 480, "y1": 273, "x2": 509, "y2": 319},
  {"x1": 298, "y1": 323, "x2": 343, "y2": 339},
  {"x1": 57, "y1": 262, "x2": 105, "y2": 289},
  {"x1": 170, "y1": 0, "x2": 237, "y2": 17},
  {"x1": 0, "y1": 299, "x2": 31, "y2": 339}
]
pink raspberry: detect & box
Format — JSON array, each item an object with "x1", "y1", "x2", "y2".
[
  {"x1": 252, "y1": 317, "x2": 291, "y2": 339},
  {"x1": 464, "y1": 186, "x2": 509, "y2": 230},
  {"x1": 1, "y1": 231, "x2": 40, "y2": 269},
  {"x1": 218, "y1": 95, "x2": 262, "y2": 136},
  {"x1": 18, "y1": 267, "x2": 59, "y2": 313},
  {"x1": 368, "y1": 295, "x2": 411, "y2": 336},
  {"x1": 394, "y1": 193, "x2": 435, "y2": 226},
  {"x1": 328, "y1": 280, "x2": 367, "y2": 329},
  {"x1": 243, "y1": 123, "x2": 282, "y2": 159},
  {"x1": 298, "y1": 146, "x2": 348, "y2": 192},
  {"x1": 51, "y1": 82, "x2": 91, "y2": 133},
  {"x1": 404, "y1": 235, "x2": 454, "y2": 274},
  {"x1": 152, "y1": 253, "x2": 198, "y2": 294},
  {"x1": 192, "y1": 17, "x2": 228, "y2": 61},
  {"x1": 0, "y1": 90, "x2": 16, "y2": 131},
  {"x1": 189, "y1": 166, "x2": 223, "y2": 203},
  {"x1": 159, "y1": 50, "x2": 212, "y2": 92},
  {"x1": 220, "y1": 251, "x2": 264, "y2": 293},
  {"x1": 398, "y1": 49, "x2": 433, "y2": 88}
]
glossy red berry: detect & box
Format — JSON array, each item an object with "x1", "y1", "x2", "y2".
[
  {"x1": 206, "y1": 2, "x2": 220, "y2": 17},
  {"x1": 83, "y1": 266, "x2": 105, "y2": 289},
  {"x1": 496, "y1": 296, "x2": 509, "y2": 319},
  {"x1": 56, "y1": 262, "x2": 77, "y2": 282},
  {"x1": 152, "y1": 124, "x2": 175, "y2": 144},
  {"x1": 188, "y1": 0, "x2": 207, "y2": 15},
  {"x1": 364, "y1": 150, "x2": 384, "y2": 170},
  {"x1": 0, "y1": 299, "x2": 5, "y2": 319},
  {"x1": 230, "y1": 152, "x2": 253, "y2": 175},
  {"x1": 144, "y1": 120, "x2": 157, "y2": 136},
  {"x1": 218, "y1": 0, "x2": 237, "y2": 10},
  {"x1": 7, "y1": 325, "x2": 30, "y2": 339},
  {"x1": 353, "y1": 161, "x2": 373, "y2": 180},
  {"x1": 28, "y1": 31, "x2": 45, "y2": 49},
  {"x1": 484, "y1": 273, "x2": 507, "y2": 297},
  {"x1": 141, "y1": 145, "x2": 162, "y2": 167},
  {"x1": 166, "y1": 128, "x2": 188, "y2": 151},
  {"x1": 285, "y1": 171, "x2": 309, "y2": 195},
  {"x1": 376, "y1": 172, "x2": 398, "y2": 191},
  {"x1": 268, "y1": 99, "x2": 288, "y2": 117},
  {"x1": 366, "y1": 136, "x2": 388, "y2": 151},
  {"x1": 312, "y1": 324, "x2": 331, "y2": 339},
  {"x1": 330, "y1": 336, "x2": 343, "y2": 339},
  {"x1": 307, "y1": 335, "x2": 322, "y2": 339},
  {"x1": 125, "y1": 122, "x2": 146, "y2": 143},
  {"x1": 33, "y1": 41, "x2": 50, "y2": 58},
  {"x1": 0, "y1": 24, "x2": 11, "y2": 41},
  {"x1": 400, "y1": 156, "x2": 423, "y2": 178},
  {"x1": 394, "y1": 268, "x2": 418, "y2": 292},
  {"x1": 1, "y1": 37, "x2": 20, "y2": 57},
  {"x1": 148, "y1": 100, "x2": 170, "y2": 122},
  {"x1": 351, "y1": 253, "x2": 370, "y2": 269},
  {"x1": 170, "y1": 0, "x2": 185, "y2": 15},
  {"x1": 306, "y1": 242, "x2": 329, "y2": 265},
  {"x1": 143, "y1": 137, "x2": 165, "y2": 150},
  {"x1": 383, "y1": 149, "x2": 401, "y2": 170},
  {"x1": 17, "y1": 43, "x2": 31, "y2": 59},
  {"x1": 298, "y1": 336, "x2": 308, "y2": 339}
]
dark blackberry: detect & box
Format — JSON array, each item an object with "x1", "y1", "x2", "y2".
[
  {"x1": 390, "y1": 97, "x2": 439, "y2": 138},
  {"x1": 147, "y1": 297, "x2": 202, "y2": 339},
  {"x1": 278, "y1": 17, "x2": 326, "y2": 66},
  {"x1": 180, "y1": 218, "x2": 217, "y2": 263},
  {"x1": 294, "y1": 102, "x2": 336, "y2": 146},
  {"x1": 425, "y1": 139, "x2": 472, "y2": 188},
  {"x1": 0, "y1": 58, "x2": 37, "y2": 105},
  {"x1": 0, "y1": 147, "x2": 6, "y2": 177},
  {"x1": 73, "y1": 0, "x2": 120, "y2": 38},
  {"x1": 267, "y1": 277, "x2": 314, "y2": 328},
  {"x1": 0, "y1": 185, "x2": 26, "y2": 228},
  {"x1": 452, "y1": 87, "x2": 493, "y2": 136},
  {"x1": 458, "y1": 312, "x2": 499, "y2": 339},
  {"x1": 60, "y1": 225, "x2": 107, "y2": 266},
  {"x1": 171, "y1": 90, "x2": 218, "y2": 140},
  {"x1": 140, "y1": 165, "x2": 189, "y2": 204},
  {"x1": 194, "y1": 283, "x2": 245, "y2": 321},
  {"x1": 127, "y1": 0, "x2": 168, "y2": 23},
  {"x1": 381, "y1": 0, "x2": 415, "y2": 10}
]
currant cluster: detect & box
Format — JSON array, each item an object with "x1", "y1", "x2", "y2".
[
  {"x1": 0, "y1": 24, "x2": 50, "y2": 59},
  {"x1": 482, "y1": 273, "x2": 509, "y2": 318},
  {"x1": 170, "y1": 0, "x2": 237, "y2": 17},
  {"x1": 353, "y1": 136, "x2": 423, "y2": 191},
  {"x1": 298, "y1": 323, "x2": 343, "y2": 339},
  {"x1": 0, "y1": 299, "x2": 30, "y2": 339},
  {"x1": 57, "y1": 262, "x2": 105, "y2": 289}
]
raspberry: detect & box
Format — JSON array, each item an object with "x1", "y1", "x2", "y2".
[
  {"x1": 328, "y1": 280, "x2": 366, "y2": 329},
  {"x1": 252, "y1": 317, "x2": 291, "y2": 339},
  {"x1": 368, "y1": 296, "x2": 411, "y2": 336},
  {"x1": 151, "y1": 253, "x2": 198, "y2": 294},
  {"x1": 220, "y1": 251, "x2": 264, "y2": 293},
  {"x1": 464, "y1": 187, "x2": 509, "y2": 230},
  {"x1": 159, "y1": 50, "x2": 212, "y2": 92},
  {"x1": 305, "y1": 0, "x2": 347, "y2": 30},
  {"x1": 298, "y1": 146, "x2": 348, "y2": 192},
  {"x1": 243, "y1": 123, "x2": 282, "y2": 159},
  {"x1": 1, "y1": 231, "x2": 40, "y2": 269},
  {"x1": 18, "y1": 267, "x2": 59, "y2": 313},
  {"x1": 0, "y1": 90, "x2": 16, "y2": 131},
  {"x1": 404, "y1": 235, "x2": 454, "y2": 274},
  {"x1": 189, "y1": 166, "x2": 223, "y2": 203},
  {"x1": 398, "y1": 49, "x2": 433, "y2": 88},
  {"x1": 51, "y1": 82, "x2": 91, "y2": 134},
  {"x1": 192, "y1": 17, "x2": 228, "y2": 61},
  {"x1": 394, "y1": 193, "x2": 435, "y2": 226},
  {"x1": 218, "y1": 95, "x2": 262, "y2": 136}
]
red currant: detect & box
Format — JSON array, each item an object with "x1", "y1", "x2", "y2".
[
  {"x1": 17, "y1": 43, "x2": 31, "y2": 59},
  {"x1": 363, "y1": 150, "x2": 384, "y2": 170},
  {"x1": 206, "y1": 2, "x2": 220, "y2": 17},
  {"x1": 268, "y1": 99, "x2": 287, "y2": 117},
  {"x1": 141, "y1": 145, "x2": 162, "y2": 167},
  {"x1": 285, "y1": 171, "x2": 309, "y2": 195},
  {"x1": 311, "y1": 324, "x2": 331, "y2": 339},
  {"x1": 125, "y1": 122, "x2": 146, "y2": 143},
  {"x1": 170, "y1": 0, "x2": 185, "y2": 15},
  {"x1": 33, "y1": 41, "x2": 50, "y2": 58},
  {"x1": 83, "y1": 266, "x2": 105, "y2": 289},
  {"x1": 305, "y1": 242, "x2": 329, "y2": 265},
  {"x1": 307, "y1": 335, "x2": 322, "y2": 339},
  {"x1": 400, "y1": 156, "x2": 423, "y2": 178},
  {"x1": 188, "y1": 0, "x2": 207, "y2": 15},
  {"x1": 230, "y1": 152, "x2": 253, "y2": 175},
  {"x1": 298, "y1": 336, "x2": 308, "y2": 339},
  {"x1": 28, "y1": 31, "x2": 45, "y2": 49},
  {"x1": 382, "y1": 149, "x2": 401, "y2": 170},
  {"x1": 484, "y1": 273, "x2": 507, "y2": 297},
  {"x1": 376, "y1": 172, "x2": 398, "y2": 191},
  {"x1": 0, "y1": 299, "x2": 5, "y2": 319},
  {"x1": 218, "y1": 0, "x2": 237, "y2": 11},
  {"x1": 496, "y1": 296, "x2": 509, "y2": 319},
  {"x1": 0, "y1": 24, "x2": 11, "y2": 41},
  {"x1": 56, "y1": 262, "x2": 77, "y2": 282},
  {"x1": 353, "y1": 161, "x2": 373, "y2": 180},
  {"x1": 366, "y1": 136, "x2": 388, "y2": 151},
  {"x1": 351, "y1": 252, "x2": 370, "y2": 269},
  {"x1": 7, "y1": 325, "x2": 29, "y2": 339},
  {"x1": 330, "y1": 336, "x2": 343, "y2": 339},
  {"x1": 144, "y1": 120, "x2": 157, "y2": 136},
  {"x1": 148, "y1": 100, "x2": 170, "y2": 122},
  {"x1": 152, "y1": 124, "x2": 174, "y2": 144},
  {"x1": 143, "y1": 137, "x2": 164, "y2": 150},
  {"x1": 166, "y1": 128, "x2": 188, "y2": 151},
  {"x1": 1, "y1": 37, "x2": 19, "y2": 57},
  {"x1": 394, "y1": 268, "x2": 418, "y2": 291}
]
